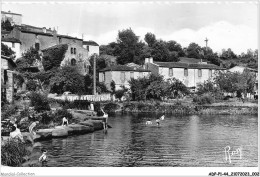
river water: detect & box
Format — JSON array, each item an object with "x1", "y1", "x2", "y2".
[{"x1": 40, "y1": 113, "x2": 258, "y2": 167}]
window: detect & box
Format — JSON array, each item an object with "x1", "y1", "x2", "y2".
[
  {"x1": 198, "y1": 69, "x2": 202, "y2": 77},
  {"x1": 139, "y1": 72, "x2": 143, "y2": 78},
  {"x1": 169, "y1": 68, "x2": 173, "y2": 77},
  {"x1": 59, "y1": 37, "x2": 62, "y2": 44},
  {"x1": 120, "y1": 72, "x2": 125, "y2": 83},
  {"x1": 184, "y1": 68, "x2": 188, "y2": 76},
  {"x1": 130, "y1": 72, "x2": 134, "y2": 78},
  {"x1": 12, "y1": 42, "x2": 15, "y2": 48},
  {"x1": 209, "y1": 69, "x2": 212, "y2": 77},
  {"x1": 71, "y1": 47, "x2": 74, "y2": 54},
  {"x1": 100, "y1": 73, "x2": 105, "y2": 82},
  {"x1": 35, "y1": 43, "x2": 40, "y2": 51},
  {"x1": 87, "y1": 46, "x2": 89, "y2": 52},
  {"x1": 71, "y1": 58, "x2": 76, "y2": 66},
  {"x1": 74, "y1": 48, "x2": 76, "y2": 54}
]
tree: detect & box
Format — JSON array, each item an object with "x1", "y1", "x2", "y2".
[
  {"x1": 110, "y1": 80, "x2": 116, "y2": 94},
  {"x1": 167, "y1": 40, "x2": 185, "y2": 57},
  {"x1": 42, "y1": 44, "x2": 68, "y2": 71},
  {"x1": 220, "y1": 48, "x2": 237, "y2": 60},
  {"x1": 1, "y1": 43, "x2": 15, "y2": 58},
  {"x1": 186, "y1": 43, "x2": 202, "y2": 59},
  {"x1": 144, "y1": 32, "x2": 156, "y2": 47},
  {"x1": 16, "y1": 47, "x2": 41, "y2": 71},
  {"x1": 214, "y1": 70, "x2": 256, "y2": 95},
  {"x1": 167, "y1": 78, "x2": 189, "y2": 98},
  {"x1": 151, "y1": 40, "x2": 170, "y2": 62},
  {"x1": 1, "y1": 20, "x2": 13, "y2": 31},
  {"x1": 116, "y1": 28, "x2": 144, "y2": 65},
  {"x1": 49, "y1": 66, "x2": 85, "y2": 94}
]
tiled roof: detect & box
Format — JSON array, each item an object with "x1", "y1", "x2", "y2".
[
  {"x1": 179, "y1": 57, "x2": 207, "y2": 64},
  {"x1": 1, "y1": 11, "x2": 22, "y2": 16},
  {"x1": 41, "y1": 43, "x2": 68, "y2": 52},
  {"x1": 99, "y1": 65, "x2": 150, "y2": 72},
  {"x1": 1, "y1": 37, "x2": 21, "y2": 43},
  {"x1": 17, "y1": 25, "x2": 83, "y2": 40},
  {"x1": 154, "y1": 62, "x2": 224, "y2": 70},
  {"x1": 154, "y1": 62, "x2": 188, "y2": 68},
  {"x1": 83, "y1": 40, "x2": 99, "y2": 46},
  {"x1": 1, "y1": 55, "x2": 17, "y2": 67}
]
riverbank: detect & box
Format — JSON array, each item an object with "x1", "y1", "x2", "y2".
[{"x1": 102, "y1": 99, "x2": 258, "y2": 115}]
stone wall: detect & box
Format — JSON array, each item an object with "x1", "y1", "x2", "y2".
[{"x1": 5, "y1": 70, "x2": 14, "y2": 103}]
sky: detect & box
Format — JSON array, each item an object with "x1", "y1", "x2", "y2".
[{"x1": 2, "y1": 1, "x2": 259, "y2": 55}]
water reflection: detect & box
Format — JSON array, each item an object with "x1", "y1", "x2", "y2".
[{"x1": 40, "y1": 114, "x2": 258, "y2": 167}]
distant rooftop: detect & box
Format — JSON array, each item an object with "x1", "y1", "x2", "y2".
[
  {"x1": 83, "y1": 40, "x2": 99, "y2": 46},
  {"x1": 1, "y1": 11, "x2": 22, "y2": 16},
  {"x1": 179, "y1": 57, "x2": 207, "y2": 64},
  {"x1": 15, "y1": 24, "x2": 83, "y2": 41},
  {"x1": 100, "y1": 65, "x2": 150, "y2": 72},
  {"x1": 154, "y1": 61, "x2": 224, "y2": 70},
  {"x1": 1, "y1": 37, "x2": 21, "y2": 44}
]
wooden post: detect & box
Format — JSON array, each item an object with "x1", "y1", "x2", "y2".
[{"x1": 93, "y1": 54, "x2": 96, "y2": 95}]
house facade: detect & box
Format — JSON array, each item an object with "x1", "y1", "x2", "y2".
[
  {"x1": 1, "y1": 37, "x2": 22, "y2": 59},
  {"x1": 99, "y1": 65, "x2": 151, "y2": 91},
  {"x1": 144, "y1": 57, "x2": 224, "y2": 89},
  {"x1": 83, "y1": 40, "x2": 99, "y2": 56},
  {"x1": 2, "y1": 24, "x2": 83, "y2": 55},
  {"x1": 42, "y1": 43, "x2": 90, "y2": 75},
  {"x1": 1, "y1": 55, "x2": 16, "y2": 103},
  {"x1": 1, "y1": 10, "x2": 22, "y2": 25}
]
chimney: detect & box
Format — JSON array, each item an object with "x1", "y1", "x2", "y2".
[
  {"x1": 145, "y1": 58, "x2": 149, "y2": 64},
  {"x1": 149, "y1": 57, "x2": 153, "y2": 63},
  {"x1": 42, "y1": 27, "x2": 46, "y2": 33}
]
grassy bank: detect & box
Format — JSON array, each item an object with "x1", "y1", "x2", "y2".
[{"x1": 102, "y1": 99, "x2": 258, "y2": 115}]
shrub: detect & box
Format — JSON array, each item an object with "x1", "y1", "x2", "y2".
[
  {"x1": 29, "y1": 92, "x2": 50, "y2": 112},
  {"x1": 1, "y1": 139, "x2": 30, "y2": 167},
  {"x1": 193, "y1": 94, "x2": 214, "y2": 105},
  {"x1": 104, "y1": 102, "x2": 120, "y2": 112},
  {"x1": 26, "y1": 80, "x2": 37, "y2": 91},
  {"x1": 115, "y1": 89, "x2": 126, "y2": 101},
  {"x1": 1, "y1": 104, "x2": 18, "y2": 120}
]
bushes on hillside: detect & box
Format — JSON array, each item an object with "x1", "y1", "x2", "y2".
[
  {"x1": 193, "y1": 94, "x2": 214, "y2": 105},
  {"x1": 29, "y1": 92, "x2": 50, "y2": 112}
]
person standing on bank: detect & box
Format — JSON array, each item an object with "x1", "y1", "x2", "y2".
[
  {"x1": 156, "y1": 118, "x2": 160, "y2": 127},
  {"x1": 62, "y1": 117, "x2": 68, "y2": 126},
  {"x1": 39, "y1": 149, "x2": 48, "y2": 167},
  {"x1": 29, "y1": 121, "x2": 39, "y2": 135}
]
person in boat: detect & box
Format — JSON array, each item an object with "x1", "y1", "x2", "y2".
[
  {"x1": 29, "y1": 121, "x2": 39, "y2": 135},
  {"x1": 10, "y1": 125, "x2": 24, "y2": 142},
  {"x1": 62, "y1": 117, "x2": 69, "y2": 126},
  {"x1": 39, "y1": 148, "x2": 48, "y2": 167}
]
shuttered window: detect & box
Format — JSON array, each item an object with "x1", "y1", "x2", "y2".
[
  {"x1": 198, "y1": 69, "x2": 202, "y2": 77},
  {"x1": 184, "y1": 68, "x2": 188, "y2": 76},
  {"x1": 120, "y1": 72, "x2": 125, "y2": 83}
]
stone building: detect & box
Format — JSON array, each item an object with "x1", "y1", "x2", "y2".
[
  {"x1": 2, "y1": 24, "x2": 83, "y2": 55},
  {"x1": 83, "y1": 40, "x2": 99, "y2": 56},
  {"x1": 42, "y1": 43, "x2": 90, "y2": 75},
  {"x1": 99, "y1": 65, "x2": 151, "y2": 91},
  {"x1": 1, "y1": 55, "x2": 16, "y2": 103},
  {"x1": 1, "y1": 10, "x2": 22, "y2": 25},
  {"x1": 1, "y1": 37, "x2": 22, "y2": 59}
]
